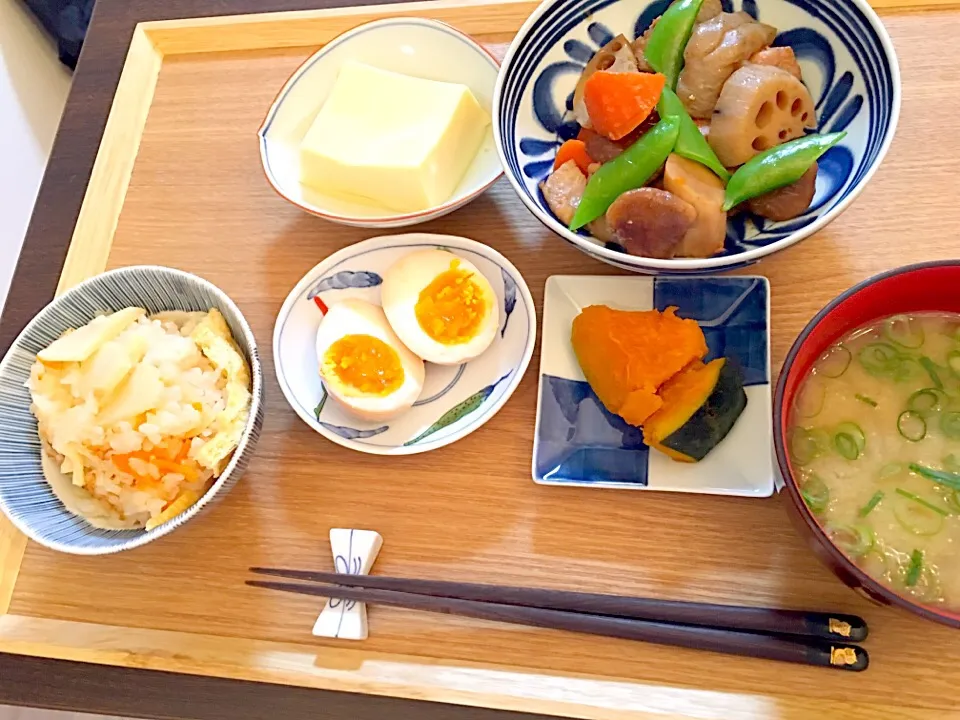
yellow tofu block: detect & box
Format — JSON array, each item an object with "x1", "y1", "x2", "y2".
[{"x1": 299, "y1": 61, "x2": 490, "y2": 213}]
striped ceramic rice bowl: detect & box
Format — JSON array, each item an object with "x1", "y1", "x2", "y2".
[{"x1": 0, "y1": 266, "x2": 264, "y2": 555}]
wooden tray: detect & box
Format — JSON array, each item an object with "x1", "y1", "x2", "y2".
[{"x1": 2, "y1": 0, "x2": 960, "y2": 717}]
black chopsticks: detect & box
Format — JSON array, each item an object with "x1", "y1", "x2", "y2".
[{"x1": 248, "y1": 568, "x2": 869, "y2": 671}]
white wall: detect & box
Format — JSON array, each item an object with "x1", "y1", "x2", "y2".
[{"x1": 0, "y1": 0, "x2": 72, "y2": 313}]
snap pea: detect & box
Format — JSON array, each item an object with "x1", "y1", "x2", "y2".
[
  {"x1": 569, "y1": 116, "x2": 680, "y2": 230},
  {"x1": 658, "y1": 87, "x2": 730, "y2": 182},
  {"x1": 644, "y1": 0, "x2": 704, "y2": 89},
  {"x1": 722, "y1": 132, "x2": 847, "y2": 212}
]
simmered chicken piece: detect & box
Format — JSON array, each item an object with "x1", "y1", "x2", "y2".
[
  {"x1": 540, "y1": 160, "x2": 586, "y2": 226},
  {"x1": 749, "y1": 46, "x2": 803, "y2": 80},
  {"x1": 663, "y1": 154, "x2": 727, "y2": 257},
  {"x1": 676, "y1": 12, "x2": 777, "y2": 119}
]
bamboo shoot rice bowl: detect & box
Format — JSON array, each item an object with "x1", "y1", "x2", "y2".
[{"x1": 28, "y1": 307, "x2": 251, "y2": 531}]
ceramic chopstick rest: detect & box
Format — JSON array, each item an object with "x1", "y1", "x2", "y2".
[{"x1": 312, "y1": 528, "x2": 383, "y2": 640}]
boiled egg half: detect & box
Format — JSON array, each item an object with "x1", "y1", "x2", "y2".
[
  {"x1": 315, "y1": 298, "x2": 425, "y2": 422},
  {"x1": 381, "y1": 250, "x2": 499, "y2": 365}
]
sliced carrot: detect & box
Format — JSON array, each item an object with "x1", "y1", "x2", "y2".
[
  {"x1": 153, "y1": 457, "x2": 200, "y2": 482},
  {"x1": 552, "y1": 139, "x2": 593, "y2": 173},
  {"x1": 583, "y1": 71, "x2": 666, "y2": 142}
]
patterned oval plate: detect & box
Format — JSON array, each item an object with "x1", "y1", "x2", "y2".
[{"x1": 273, "y1": 233, "x2": 536, "y2": 455}]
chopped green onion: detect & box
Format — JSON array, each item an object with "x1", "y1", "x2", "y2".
[
  {"x1": 894, "y1": 492, "x2": 946, "y2": 536},
  {"x1": 940, "y1": 411, "x2": 960, "y2": 439},
  {"x1": 816, "y1": 344, "x2": 852, "y2": 378},
  {"x1": 829, "y1": 524, "x2": 875, "y2": 557},
  {"x1": 800, "y1": 475, "x2": 829, "y2": 514},
  {"x1": 835, "y1": 422, "x2": 865, "y2": 450},
  {"x1": 898, "y1": 411, "x2": 927, "y2": 442},
  {"x1": 905, "y1": 549, "x2": 924, "y2": 587},
  {"x1": 858, "y1": 490, "x2": 884, "y2": 517},
  {"x1": 885, "y1": 315, "x2": 925, "y2": 348},
  {"x1": 949, "y1": 490, "x2": 960, "y2": 514},
  {"x1": 879, "y1": 463, "x2": 903, "y2": 480},
  {"x1": 895, "y1": 487, "x2": 949, "y2": 516},
  {"x1": 894, "y1": 356, "x2": 922, "y2": 382},
  {"x1": 789, "y1": 427, "x2": 828, "y2": 465},
  {"x1": 919, "y1": 356, "x2": 945, "y2": 389},
  {"x1": 948, "y1": 350, "x2": 960, "y2": 379},
  {"x1": 910, "y1": 463, "x2": 960, "y2": 491},
  {"x1": 794, "y1": 381, "x2": 825, "y2": 419},
  {"x1": 834, "y1": 432, "x2": 860, "y2": 460},
  {"x1": 858, "y1": 343, "x2": 902, "y2": 375},
  {"x1": 907, "y1": 388, "x2": 945, "y2": 415},
  {"x1": 855, "y1": 394, "x2": 878, "y2": 407}
]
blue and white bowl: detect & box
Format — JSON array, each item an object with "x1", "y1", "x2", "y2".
[
  {"x1": 493, "y1": 0, "x2": 901, "y2": 274},
  {"x1": 273, "y1": 233, "x2": 536, "y2": 455},
  {"x1": 0, "y1": 266, "x2": 265, "y2": 555}
]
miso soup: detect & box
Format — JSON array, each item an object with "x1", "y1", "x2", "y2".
[{"x1": 788, "y1": 312, "x2": 960, "y2": 609}]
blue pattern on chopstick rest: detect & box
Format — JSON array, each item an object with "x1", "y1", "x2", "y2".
[
  {"x1": 0, "y1": 266, "x2": 264, "y2": 555},
  {"x1": 653, "y1": 278, "x2": 769, "y2": 387},
  {"x1": 496, "y1": 0, "x2": 897, "y2": 274}
]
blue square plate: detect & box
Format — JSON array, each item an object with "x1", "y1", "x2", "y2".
[{"x1": 533, "y1": 275, "x2": 773, "y2": 497}]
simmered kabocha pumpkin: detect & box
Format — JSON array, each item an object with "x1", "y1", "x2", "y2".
[
  {"x1": 571, "y1": 305, "x2": 747, "y2": 462},
  {"x1": 643, "y1": 358, "x2": 748, "y2": 462},
  {"x1": 571, "y1": 305, "x2": 707, "y2": 426}
]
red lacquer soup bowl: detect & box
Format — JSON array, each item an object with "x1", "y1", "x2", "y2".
[{"x1": 774, "y1": 260, "x2": 960, "y2": 628}]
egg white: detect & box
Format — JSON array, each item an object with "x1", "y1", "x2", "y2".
[
  {"x1": 381, "y1": 250, "x2": 499, "y2": 366},
  {"x1": 315, "y1": 298, "x2": 424, "y2": 422}
]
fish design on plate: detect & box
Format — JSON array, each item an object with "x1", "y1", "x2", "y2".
[
  {"x1": 405, "y1": 371, "x2": 513, "y2": 446},
  {"x1": 307, "y1": 270, "x2": 382, "y2": 299},
  {"x1": 320, "y1": 422, "x2": 390, "y2": 440},
  {"x1": 501, "y1": 268, "x2": 518, "y2": 338}
]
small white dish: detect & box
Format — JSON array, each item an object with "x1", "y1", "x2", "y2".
[
  {"x1": 534, "y1": 275, "x2": 774, "y2": 497},
  {"x1": 273, "y1": 233, "x2": 536, "y2": 455},
  {"x1": 259, "y1": 18, "x2": 503, "y2": 228}
]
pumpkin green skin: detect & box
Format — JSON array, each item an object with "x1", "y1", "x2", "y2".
[{"x1": 660, "y1": 361, "x2": 748, "y2": 462}]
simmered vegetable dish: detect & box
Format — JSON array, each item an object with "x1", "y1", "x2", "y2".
[
  {"x1": 788, "y1": 313, "x2": 960, "y2": 609},
  {"x1": 540, "y1": 0, "x2": 845, "y2": 259}
]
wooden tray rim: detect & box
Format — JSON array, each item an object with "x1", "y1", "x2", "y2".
[{"x1": 0, "y1": 0, "x2": 954, "y2": 716}]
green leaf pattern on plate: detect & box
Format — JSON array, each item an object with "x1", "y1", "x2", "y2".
[
  {"x1": 313, "y1": 391, "x2": 327, "y2": 421},
  {"x1": 404, "y1": 371, "x2": 513, "y2": 446}
]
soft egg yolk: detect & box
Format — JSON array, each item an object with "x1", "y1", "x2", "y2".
[
  {"x1": 323, "y1": 334, "x2": 404, "y2": 395},
  {"x1": 414, "y1": 260, "x2": 487, "y2": 345}
]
